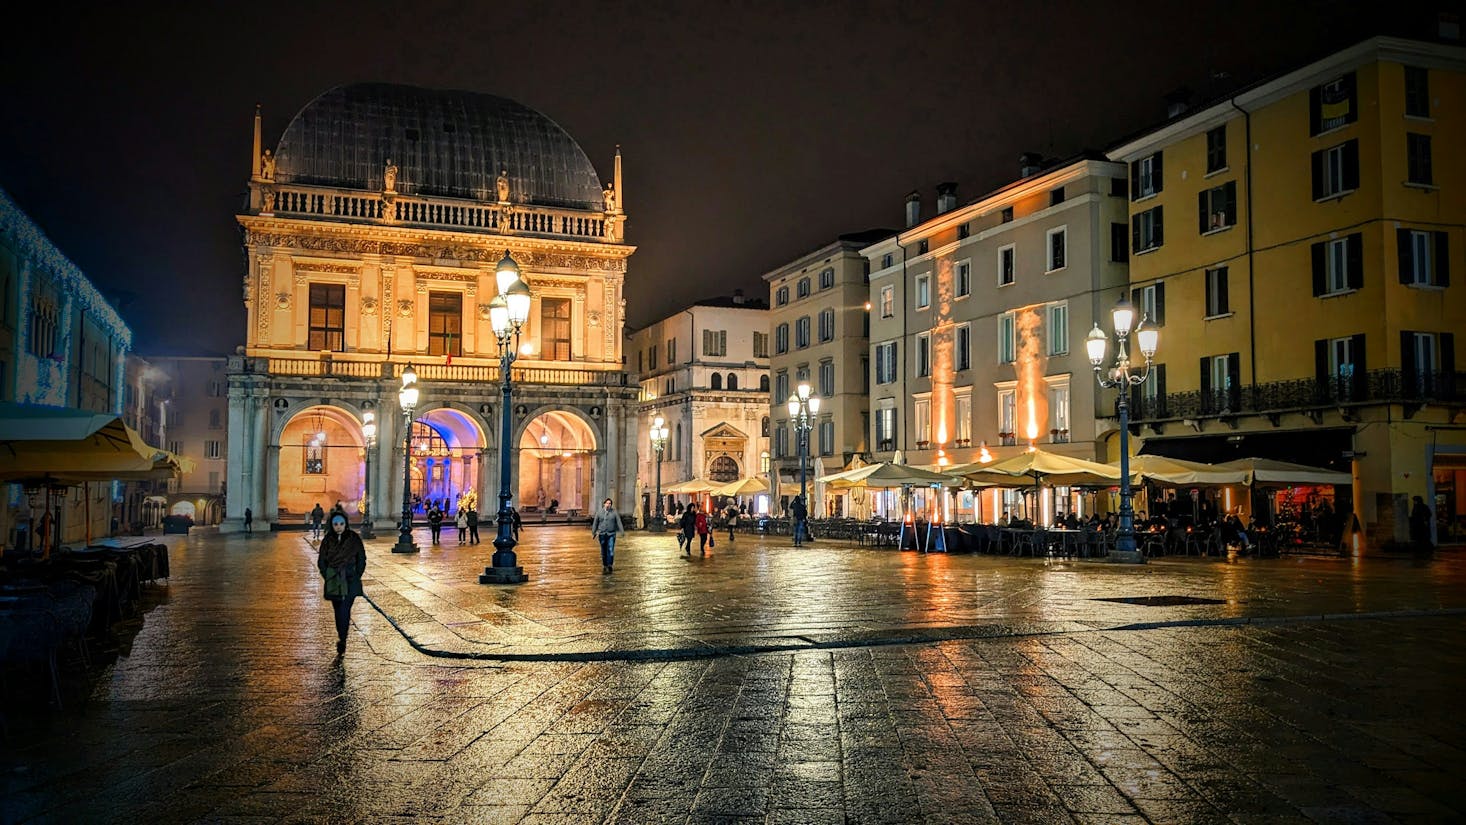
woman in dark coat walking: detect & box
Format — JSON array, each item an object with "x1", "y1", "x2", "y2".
[{"x1": 317, "y1": 513, "x2": 367, "y2": 654}]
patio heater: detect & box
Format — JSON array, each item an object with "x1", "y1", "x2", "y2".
[
  {"x1": 480, "y1": 250, "x2": 531, "y2": 584},
  {"x1": 1085, "y1": 297, "x2": 1159, "y2": 564},
  {"x1": 649, "y1": 414, "x2": 668, "y2": 532}
]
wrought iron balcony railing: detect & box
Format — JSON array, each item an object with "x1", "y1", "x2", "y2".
[{"x1": 1123, "y1": 369, "x2": 1464, "y2": 422}]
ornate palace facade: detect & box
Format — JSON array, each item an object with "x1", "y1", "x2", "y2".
[{"x1": 224, "y1": 84, "x2": 638, "y2": 530}]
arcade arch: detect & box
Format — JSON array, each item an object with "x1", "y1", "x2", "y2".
[{"x1": 519, "y1": 410, "x2": 598, "y2": 515}]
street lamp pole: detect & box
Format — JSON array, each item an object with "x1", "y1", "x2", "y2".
[
  {"x1": 360, "y1": 410, "x2": 376, "y2": 539},
  {"x1": 392, "y1": 366, "x2": 420, "y2": 554},
  {"x1": 786, "y1": 382, "x2": 820, "y2": 544},
  {"x1": 1086, "y1": 297, "x2": 1159, "y2": 564},
  {"x1": 480, "y1": 250, "x2": 531, "y2": 585},
  {"x1": 649, "y1": 415, "x2": 668, "y2": 532}
]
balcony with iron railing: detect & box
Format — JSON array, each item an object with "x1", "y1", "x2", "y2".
[
  {"x1": 238, "y1": 353, "x2": 628, "y2": 387},
  {"x1": 265, "y1": 184, "x2": 614, "y2": 243},
  {"x1": 1122, "y1": 369, "x2": 1465, "y2": 423}
]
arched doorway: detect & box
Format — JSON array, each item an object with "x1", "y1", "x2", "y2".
[
  {"x1": 278, "y1": 405, "x2": 366, "y2": 520},
  {"x1": 519, "y1": 411, "x2": 597, "y2": 516},
  {"x1": 709, "y1": 456, "x2": 739, "y2": 483},
  {"x1": 170, "y1": 500, "x2": 197, "y2": 519},
  {"x1": 409, "y1": 408, "x2": 488, "y2": 514}
]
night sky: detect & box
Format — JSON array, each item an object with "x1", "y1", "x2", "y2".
[{"x1": 0, "y1": 0, "x2": 1438, "y2": 355}]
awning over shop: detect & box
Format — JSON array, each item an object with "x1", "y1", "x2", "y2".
[
  {"x1": 710, "y1": 477, "x2": 768, "y2": 497},
  {"x1": 662, "y1": 478, "x2": 719, "y2": 494},
  {"x1": 816, "y1": 462, "x2": 962, "y2": 489},
  {"x1": 954, "y1": 449, "x2": 1121, "y2": 488},
  {"x1": 1214, "y1": 457, "x2": 1351, "y2": 486},
  {"x1": 1138, "y1": 428, "x2": 1352, "y2": 472},
  {"x1": 1120, "y1": 455, "x2": 1249, "y2": 486}
]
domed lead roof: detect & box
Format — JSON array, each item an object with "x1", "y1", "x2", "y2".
[{"x1": 274, "y1": 83, "x2": 604, "y2": 210}]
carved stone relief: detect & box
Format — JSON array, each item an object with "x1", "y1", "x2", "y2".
[
  {"x1": 276, "y1": 292, "x2": 292, "y2": 310},
  {"x1": 361, "y1": 296, "x2": 378, "y2": 315},
  {"x1": 397, "y1": 299, "x2": 414, "y2": 317}
]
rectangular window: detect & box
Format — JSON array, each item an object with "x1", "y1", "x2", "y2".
[
  {"x1": 998, "y1": 312, "x2": 1016, "y2": 364},
  {"x1": 1133, "y1": 206, "x2": 1164, "y2": 252},
  {"x1": 998, "y1": 390, "x2": 1016, "y2": 443},
  {"x1": 775, "y1": 323, "x2": 789, "y2": 353},
  {"x1": 917, "y1": 239, "x2": 929, "y2": 255},
  {"x1": 1111, "y1": 223, "x2": 1128, "y2": 262},
  {"x1": 1327, "y1": 335, "x2": 1358, "y2": 399},
  {"x1": 879, "y1": 285, "x2": 894, "y2": 318},
  {"x1": 167, "y1": 440, "x2": 182, "y2": 456},
  {"x1": 1047, "y1": 303, "x2": 1068, "y2": 355},
  {"x1": 307, "y1": 283, "x2": 346, "y2": 351},
  {"x1": 753, "y1": 331, "x2": 768, "y2": 358},
  {"x1": 649, "y1": 343, "x2": 659, "y2": 370},
  {"x1": 667, "y1": 338, "x2": 677, "y2": 364},
  {"x1": 773, "y1": 426, "x2": 787, "y2": 459},
  {"x1": 1311, "y1": 234, "x2": 1363, "y2": 295},
  {"x1": 1205, "y1": 267, "x2": 1230, "y2": 317},
  {"x1": 703, "y1": 329, "x2": 727, "y2": 357},
  {"x1": 1133, "y1": 282, "x2": 1165, "y2": 327},
  {"x1": 1407, "y1": 133, "x2": 1433, "y2": 185},
  {"x1": 1405, "y1": 65, "x2": 1430, "y2": 118},
  {"x1": 1046, "y1": 227, "x2": 1066, "y2": 272},
  {"x1": 875, "y1": 342, "x2": 897, "y2": 385},
  {"x1": 1110, "y1": 177, "x2": 1128, "y2": 197},
  {"x1": 1050, "y1": 187, "x2": 1065, "y2": 206},
  {"x1": 795, "y1": 316, "x2": 811, "y2": 348},
  {"x1": 958, "y1": 223, "x2": 970, "y2": 239},
  {"x1": 539, "y1": 297, "x2": 572, "y2": 360},
  {"x1": 954, "y1": 393, "x2": 971, "y2": 443},
  {"x1": 819, "y1": 420, "x2": 834, "y2": 456},
  {"x1": 775, "y1": 371, "x2": 789, "y2": 403},
  {"x1": 1397, "y1": 228, "x2": 1449, "y2": 287},
  {"x1": 818, "y1": 309, "x2": 835, "y2": 343},
  {"x1": 915, "y1": 333, "x2": 930, "y2": 378},
  {"x1": 1198, "y1": 181, "x2": 1237, "y2": 232},
  {"x1": 1403, "y1": 331, "x2": 1443, "y2": 395},
  {"x1": 427, "y1": 291, "x2": 463, "y2": 357},
  {"x1": 776, "y1": 286, "x2": 789, "y2": 306},
  {"x1": 1201, "y1": 352, "x2": 1241, "y2": 414},
  {"x1": 1048, "y1": 383, "x2": 1070, "y2": 441},
  {"x1": 205, "y1": 440, "x2": 222, "y2": 460},
  {"x1": 819, "y1": 360, "x2": 835, "y2": 397},
  {"x1": 1310, "y1": 72, "x2": 1357, "y2": 135},
  {"x1": 797, "y1": 277, "x2": 811, "y2": 298},
  {"x1": 875, "y1": 405, "x2": 896, "y2": 450},
  {"x1": 955, "y1": 323, "x2": 971, "y2": 372},
  {"x1": 914, "y1": 399, "x2": 931, "y2": 446},
  {"x1": 881, "y1": 252, "x2": 894, "y2": 269},
  {"x1": 998, "y1": 245, "x2": 1015, "y2": 286},
  {"x1": 1133, "y1": 153, "x2": 1162, "y2": 199},
  {"x1": 1312, "y1": 139, "x2": 1359, "y2": 200},
  {"x1": 819, "y1": 267, "x2": 835, "y2": 289},
  {"x1": 954, "y1": 260, "x2": 971, "y2": 297},
  {"x1": 304, "y1": 437, "x2": 325, "y2": 474},
  {"x1": 1000, "y1": 206, "x2": 1014, "y2": 223},
  {"x1": 915, "y1": 274, "x2": 931, "y2": 309},
  {"x1": 1206, "y1": 125, "x2": 1227, "y2": 173}
]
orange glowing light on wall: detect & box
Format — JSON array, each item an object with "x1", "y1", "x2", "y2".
[{"x1": 978, "y1": 441, "x2": 993, "y2": 462}]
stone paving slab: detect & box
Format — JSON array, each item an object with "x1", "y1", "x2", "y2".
[{"x1": 354, "y1": 527, "x2": 1466, "y2": 660}]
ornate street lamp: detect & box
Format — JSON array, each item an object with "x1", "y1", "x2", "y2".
[
  {"x1": 360, "y1": 409, "x2": 376, "y2": 539},
  {"x1": 649, "y1": 414, "x2": 668, "y2": 532},
  {"x1": 786, "y1": 381, "x2": 820, "y2": 545},
  {"x1": 1086, "y1": 297, "x2": 1160, "y2": 564},
  {"x1": 480, "y1": 250, "x2": 531, "y2": 584},
  {"x1": 392, "y1": 365, "x2": 420, "y2": 554}
]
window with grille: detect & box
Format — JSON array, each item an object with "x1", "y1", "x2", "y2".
[{"x1": 308, "y1": 284, "x2": 346, "y2": 351}]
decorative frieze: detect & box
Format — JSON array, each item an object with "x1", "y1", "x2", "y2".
[{"x1": 244, "y1": 229, "x2": 629, "y2": 272}]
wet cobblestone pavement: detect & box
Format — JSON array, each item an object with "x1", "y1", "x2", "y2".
[{"x1": 3, "y1": 528, "x2": 1465, "y2": 823}]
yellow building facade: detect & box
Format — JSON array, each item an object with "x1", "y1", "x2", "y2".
[{"x1": 1109, "y1": 37, "x2": 1466, "y2": 547}]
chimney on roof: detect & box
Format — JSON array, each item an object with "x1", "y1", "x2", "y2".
[
  {"x1": 904, "y1": 191, "x2": 921, "y2": 228},
  {"x1": 732, "y1": 288, "x2": 745, "y2": 305},
  {"x1": 935, "y1": 182, "x2": 958, "y2": 214},
  {"x1": 1019, "y1": 152, "x2": 1043, "y2": 178},
  {"x1": 1165, "y1": 86, "x2": 1193, "y2": 118}
]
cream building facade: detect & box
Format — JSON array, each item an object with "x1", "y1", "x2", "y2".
[
  {"x1": 764, "y1": 231, "x2": 891, "y2": 516},
  {"x1": 862, "y1": 159, "x2": 1130, "y2": 519},
  {"x1": 224, "y1": 84, "x2": 638, "y2": 531},
  {"x1": 145, "y1": 357, "x2": 229, "y2": 525},
  {"x1": 631, "y1": 293, "x2": 771, "y2": 522}
]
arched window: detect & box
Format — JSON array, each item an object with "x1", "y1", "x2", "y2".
[
  {"x1": 759, "y1": 375, "x2": 770, "y2": 392},
  {"x1": 710, "y1": 373, "x2": 723, "y2": 390},
  {"x1": 727, "y1": 373, "x2": 738, "y2": 390}
]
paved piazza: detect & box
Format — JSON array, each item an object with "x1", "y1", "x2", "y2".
[{"x1": 4, "y1": 528, "x2": 1466, "y2": 824}]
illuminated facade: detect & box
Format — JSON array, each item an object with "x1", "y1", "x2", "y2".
[
  {"x1": 0, "y1": 186, "x2": 132, "y2": 544},
  {"x1": 144, "y1": 357, "x2": 229, "y2": 525},
  {"x1": 631, "y1": 294, "x2": 771, "y2": 520},
  {"x1": 223, "y1": 84, "x2": 638, "y2": 530},
  {"x1": 862, "y1": 160, "x2": 1130, "y2": 479},
  {"x1": 764, "y1": 232, "x2": 890, "y2": 515},
  {"x1": 1108, "y1": 37, "x2": 1466, "y2": 547}
]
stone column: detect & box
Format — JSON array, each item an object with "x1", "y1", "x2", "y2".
[
  {"x1": 601, "y1": 400, "x2": 617, "y2": 507},
  {"x1": 220, "y1": 381, "x2": 250, "y2": 532}
]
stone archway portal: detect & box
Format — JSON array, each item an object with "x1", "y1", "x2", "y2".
[{"x1": 519, "y1": 411, "x2": 597, "y2": 516}]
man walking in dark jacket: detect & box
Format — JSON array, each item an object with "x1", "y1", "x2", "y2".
[
  {"x1": 791, "y1": 495, "x2": 809, "y2": 547},
  {"x1": 467, "y1": 508, "x2": 480, "y2": 544}
]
